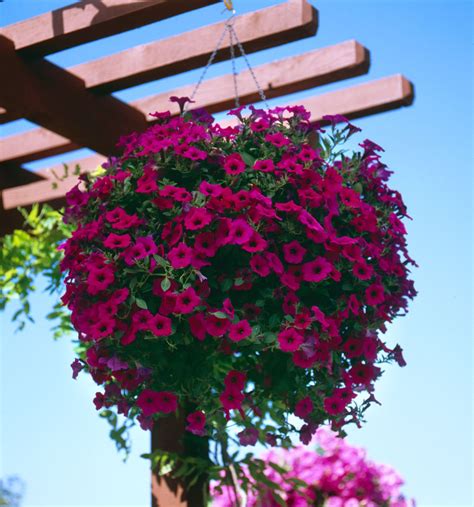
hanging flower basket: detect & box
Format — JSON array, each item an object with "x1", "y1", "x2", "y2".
[{"x1": 62, "y1": 100, "x2": 416, "y2": 447}]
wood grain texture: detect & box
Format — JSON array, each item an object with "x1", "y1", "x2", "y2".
[
  {"x1": 68, "y1": 0, "x2": 318, "y2": 92},
  {"x1": 0, "y1": 35, "x2": 147, "y2": 156},
  {"x1": 0, "y1": 0, "x2": 220, "y2": 57},
  {"x1": 2, "y1": 40, "x2": 368, "y2": 165}
]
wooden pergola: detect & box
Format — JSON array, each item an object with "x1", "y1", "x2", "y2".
[{"x1": 0, "y1": 1, "x2": 414, "y2": 505}]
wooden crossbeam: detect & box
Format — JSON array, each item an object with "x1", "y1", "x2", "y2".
[
  {"x1": 1, "y1": 75, "x2": 414, "y2": 212},
  {"x1": 1, "y1": 40, "x2": 368, "y2": 165},
  {"x1": 0, "y1": 130, "x2": 79, "y2": 165},
  {"x1": 0, "y1": 1, "x2": 317, "y2": 125},
  {"x1": 0, "y1": 0, "x2": 220, "y2": 57},
  {"x1": 67, "y1": 0, "x2": 317, "y2": 93},
  {"x1": 0, "y1": 35, "x2": 148, "y2": 156}
]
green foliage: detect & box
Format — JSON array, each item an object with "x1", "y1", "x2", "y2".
[{"x1": 0, "y1": 204, "x2": 72, "y2": 337}]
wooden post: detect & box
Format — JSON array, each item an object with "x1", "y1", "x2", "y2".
[{"x1": 151, "y1": 413, "x2": 209, "y2": 507}]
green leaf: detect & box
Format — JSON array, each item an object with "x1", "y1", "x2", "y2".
[
  {"x1": 240, "y1": 151, "x2": 256, "y2": 167},
  {"x1": 135, "y1": 298, "x2": 148, "y2": 310},
  {"x1": 161, "y1": 278, "x2": 171, "y2": 292},
  {"x1": 210, "y1": 311, "x2": 228, "y2": 319}
]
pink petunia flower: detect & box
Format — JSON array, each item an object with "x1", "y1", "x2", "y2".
[
  {"x1": 227, "y1": 219, "x2": 254, "y2": 245},
  {"x1": 253, "y1": 159, "x2": 275, "y2": 172},
  {"x1": 175, "y1": 287, "x2": 201, "y2": 314},
  {"x1": 150, "y1": 314, "x2": 172, "y2": 337},
  {"x1": 228, "y1": 320, "x2": 252, "y2": 342},
  {"x1": 184, "y1": 207, "x2": 212, "y2": 231},
  {"x1": 223, "y1": 153, "x2": 246, "y2": 175},
  {"x1": 278, "y1": 328, "x2": 304, "y2": 352},
  {"x1": 136, "y1": 389, "x2": 178, "y2": 416},
  {"x1": 365, "y1": 283, "x2": 385, "y2": 305},
  {"x1": 103, "y1": 233, "x2": 131, "y2": 249},
  {"x1": 302, "y1": 257, "x2": 333, "y2": 282},
  {"x1": 353, "y1": 261, "x2": 374, "y2": 280},
  {"x1": 283, "y1": 240, "x2": 307, "y2": 264},
  {"x1": 295, "y1": 396, "x2": 313, "y2": 419},
  {"x1": 186, "y1": 411, "x2": 206, "y2": 436},
  {"x1": 168, "y1": 243, "x2": 193, "y2": 269},
  {"x1": 237, "y1": 427, "x2": 259, "y2": 446}
]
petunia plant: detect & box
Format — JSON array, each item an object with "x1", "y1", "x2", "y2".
[
  {"x1": 212, "y1": 426, "x2": 414, "y2": 507},
  {"x1": 59, "y1": 100, "x2": 415, "y2": 467}
]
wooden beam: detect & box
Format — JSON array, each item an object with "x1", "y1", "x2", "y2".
[
  {"x1": 2, "y1": 155, "x2": 105, "y2": 210},
  {"x1": 2, "y1": 40, "x2": 368, "y2": 165},
  {"x1": 0, "y1": 0, "x2": 220, "y2": 57},
  {"x1": 0, "y1": 130, "x2": 79, "y2": 165},
  {"x1": 69, "y1": 0, "x2": 318, "y2": 93},
  {"x1": 136, "y1": 39, "x2": 370, "y2": 117},
  {"x1": 305, "y1": 73, "x2": 414, "y2": 122},
  {"x1": 0, "y1": 35, "x2": 147, "y2": 156},
  {"x1": 0, "y1": 1, "x2": 317, "y2": 124},
  {"x1": 1, "y1": 74, "x2": 413, "y2": 211}
]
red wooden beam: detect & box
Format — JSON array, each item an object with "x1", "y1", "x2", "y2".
[
  {"x1": 1, "y1": 74, "x2": 413, "y2": 212},
  {"x1": 0, "y1": 0, "x2": 220, "y2": 57},
  {"x1": 1, "y1": 40, "x2": 368, "y2": 165},
  {"x1": 0, "y1": 35, "x2": 147, "y2": 156},
  {"x1": 136, "y1": 39, "x2": 369, "y2": 117},
  {"x1": 68, "y1": 0, "x2": 317, "y2": 93},
  {"x1": 0, "y1": 1, "x2": 317, "y2": 124},
  {"x1": 0, "y1": 130, "x2": 79, "y2": 165}
]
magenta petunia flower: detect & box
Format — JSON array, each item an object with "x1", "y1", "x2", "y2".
[
  {"x1": 283, "y1": 240, "x2": 307, "y2": 264},
  {"x1": 219, "y1": 388, "x2": 244, "y2": 411},
  {"x1": 253, "y1": 159, "x2": 275, "y2": 172},
  {"x1": 149, "y1": 314, "x2": 172, "y2": 337},
  {"x1": 278, "y1": 328, "x2": 304, "y2": 352},
  {"x1": 223, "y1": 153, "x2": 246, "y2": 175},
  {"x1": 188, "y1": 312, "x2": 206, "y2": 341},
  {"x1": 323, "y1": 395, "x2": 346, "y2": 415},
  {"x1": 353, "y1": 261, "x2": 374, "y2": 280},
  {"x1": 224, "y1": 370, "x2": 246, "y2": 391},
  {"x1": 184, "y1": 207, "x2": 212, "y2": 231},
  {"x1": 227, "y1": 219, "x2": 254, "y2": 245},
  {"x1": 265, "y1": 132, "x2": 289, "y2": 147},
  {"x1": 186, "y1": 411, "x2": 206, "y2": 436},
  {"x1": 87, "y1": 266, "x2": 115, "y2": 295},
  {"x1": 168, "y1": 242, "x2": 193, "y2": 269},
  {"x1": 103, "y1": 233, "x2": 131, "y2": 249},
  {"x1": 228, "y1": 320, "x2": 252, "y2": 342},
  {"x1": 302, "y1": 257, "x2": 333, "y2": 283},
  {"x1": 365, "y1": 283, "x2": 385, "y2": 305},
  {"x1": 237, "y1": 427, "x2": 259, "y2": 446},
  {"x1": 136, "y1": 389, "x2": 178, "y2": 416},
  {"x1": 175, "y1": 287, "x2": 201, "y2": 314},
  {"x1": 205, "y1": 314, "x2": 231, "y2": 337},
  {"x1": 294, "y1": 396, "x2": 313, "y2": 419}
]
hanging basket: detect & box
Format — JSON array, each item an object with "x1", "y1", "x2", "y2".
[{"x1": 61, "y1": 102, "x2": 416, "y2": 447}]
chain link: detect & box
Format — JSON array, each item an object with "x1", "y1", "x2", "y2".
[
  {"x1": 186, "y1": 15, "x2": 234, "y2": 110},
  {"x1": 186, "y1": 6, "x2": 268, "y2": 112},
  {"x1": 229, "y1": 24, "x2": 269, "y2": 108},
  {"x1": 228, "y1": 25, "x2": 240, "y2": 108}
]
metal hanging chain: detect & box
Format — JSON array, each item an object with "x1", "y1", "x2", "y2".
[
  {"x1": 187, "y1": 14, "x2": 235, "y2": 108},
  {"x1": 228, "y1": 23, "x2": 269, "y2": 109},
  {"x1": 228, "y1": 21, "x2": 240, "y2": 108},
  {"x1": 187, "y1": 1, "x2": 269, "y2": 111}
]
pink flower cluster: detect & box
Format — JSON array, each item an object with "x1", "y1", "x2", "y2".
[
  {"x1": 61, "y1": 101, "x2": 416, "y2": 445},
  {"x1": 212, "y1": 427, "x2": 414, "y2": 507}
]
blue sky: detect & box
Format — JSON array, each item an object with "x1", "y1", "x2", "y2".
[{"x1": 0, "y1": 1, "x2": 472, "y2": 506}]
